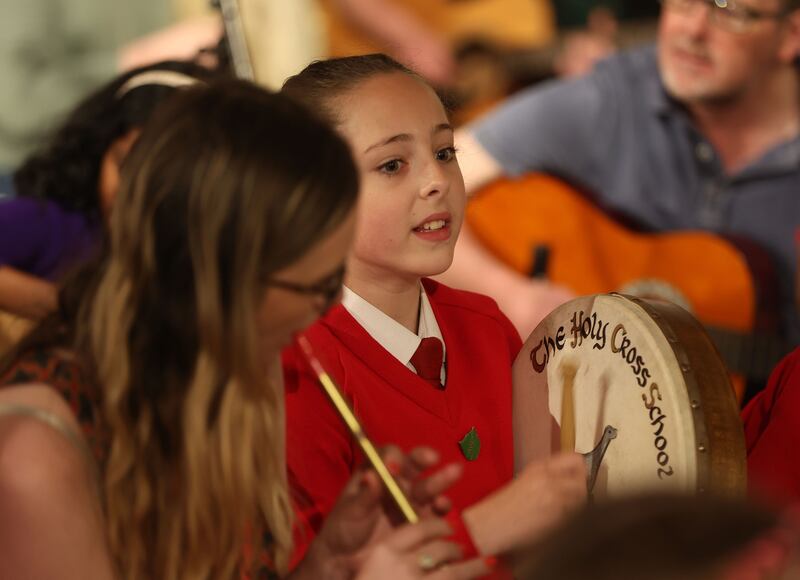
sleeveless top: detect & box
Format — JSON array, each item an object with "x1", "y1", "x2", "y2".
[
  {"x1": 0, "y1": 346, "x2": 280, "y2": 579},
  {"x1": 0, "y1": 346, "x2": 106, "y2": 462}
]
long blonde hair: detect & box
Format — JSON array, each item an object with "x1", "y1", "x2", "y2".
[{"x1": 77, "y1": 81, "x2": 359, "y2": 578}]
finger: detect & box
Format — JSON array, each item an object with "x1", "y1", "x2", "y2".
[
  {"x1": 385, "y1": 519, "x2": 453, "y2": 551},
  {"x1": 412, "y1": 540, "x2": 463, "y2": 571},
  {"x1": 380, "y1": 445, "x2": 405, "y2": 477},
  {"x1": 438, "y1": 557, "x2": 494, "y2": 580},
  {"x1": 405, "y1": 447, "x2": 441, "y2": 475},
  {"x1": 410, "y1": 463, "x2": 462, "y2": 505},
  {"x1": 337, "y1": 467, "x2": 384, "y2": 520},
  {"x1": 432, "y1": 495, "x2": 452, "y2": 516},
  {"x1": 548, "y1": 452, "x2": 587, "y2": 476}
]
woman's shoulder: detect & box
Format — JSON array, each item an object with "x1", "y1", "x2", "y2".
[
  {"x1": 0, "y1": 347, "x2": 107, "y2": 463},
  {"x1": 0, "y1": 381, "x2": 91, "y2": 491},
  {"x1": 0, "y1": 382, "x2": 115, "y2": 579}
]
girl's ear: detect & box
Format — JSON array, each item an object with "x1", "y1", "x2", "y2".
[{"x1": 98, "y1": 129, "x2": 142, "y2": 218}]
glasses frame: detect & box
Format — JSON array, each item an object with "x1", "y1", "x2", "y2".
[
  {"x1": 266, "y1": 264, "x2": 346, "y2": 313},
  {"x1": 660, "y1": 0, "x2": 790, "y2": 33}
]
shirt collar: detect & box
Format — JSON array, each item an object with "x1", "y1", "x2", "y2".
[{"x1": 342, "y1": 284, "x2": 445, "y2": 366}]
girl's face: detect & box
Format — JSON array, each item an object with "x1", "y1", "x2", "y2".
[
  {"x1": 335, "y1": 72, "x2": 466, "y2": 285},
  {"x1": 256, "y1": 210, "x2": 357, "y2": 357}
]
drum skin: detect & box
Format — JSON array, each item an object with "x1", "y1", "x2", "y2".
[{"x1": 513, "y1": 294, "x2": 746, "y2": 497}]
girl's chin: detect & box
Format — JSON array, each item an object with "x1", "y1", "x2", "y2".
[{"x1": 412, "y1": 260, "x2": 454, "y2": 280}]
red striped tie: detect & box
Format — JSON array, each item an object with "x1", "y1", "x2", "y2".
[{"x1": 410, "y1": 337, "x2": 444, "y2": 388}]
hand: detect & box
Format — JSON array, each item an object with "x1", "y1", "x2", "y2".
[
  {"x1": 462, "y1": 453, "x2": 587, "y2": 556},
  {"x1": 296, "y1": 447, "x2": 463, "y2": 579},
  {"x1": 554, "y1": 31, "x2": 616, "y2": 78},
  {"x1": 394, "y1": 32, "x2": 457, "y2": 88},
  {"x1": 355, "y1": 519, "x2": 464, "y2": 580},
  {"x1": 118, "y1": 15, "x2": 223, "y2": 72},
  {"x1": 498, "y1": 278, "x2": 575, "y2": 340},
  {"x1": 553, "y1": 7, "x2": 618, "y2": 78}
]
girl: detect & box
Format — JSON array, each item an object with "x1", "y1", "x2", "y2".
[
  {"x1": 281, "y1": 54, "x2": 586, "y2": 574},
  {"x1": 0, "y1": 80, "x2": 464, "y2": 579}
]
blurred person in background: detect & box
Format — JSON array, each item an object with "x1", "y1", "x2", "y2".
[
  {"x1": 445, "y1": 0, "x2": 800, "y2": 351},
  {"x1": 316, "y1": 0, "x2": 557, "y2": 88},
  {"x1": 0, "y1": 0, "x2": 222, "y2": 175},
  {"x1": 516, "y1": 493, "x2": 800, "y2": 580},
  {"x1": 0, "y1": 60, "x2": 215, "y2": 355}
]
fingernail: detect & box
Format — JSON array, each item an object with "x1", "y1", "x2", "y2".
[
  {"x1": 385, "y1": 459, "x2": 401, "y2": 476},
  {"x1": 484, "y1": 556, "x2": 499, "y2": 570}
]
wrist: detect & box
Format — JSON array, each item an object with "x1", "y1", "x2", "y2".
[
  {"x1": 462, "y1": 489, "x2": 513, "y2": 557},
  {"x1": 288, "y1": 537, "x2": 336, "y2": 580},
  {"x1": 444, "y1": 510, "x2": 480, "y2": 559}
]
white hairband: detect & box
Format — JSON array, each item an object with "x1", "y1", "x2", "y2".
[{"x1": 116, "y1": 70, "x2": 203, "y2": 98}]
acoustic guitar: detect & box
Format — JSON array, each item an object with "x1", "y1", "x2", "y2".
[
  {"x1": 320, "y1": 0, "x2": 557, "y2": 57},
  {"x1": 466, "y1": 174, "x2": 788, "y2": 402}
]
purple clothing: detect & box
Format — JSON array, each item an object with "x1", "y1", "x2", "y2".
[{"x1": 0, "y1": 197, "x2": 101, "y2": 280}]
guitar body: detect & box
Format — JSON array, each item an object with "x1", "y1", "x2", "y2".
[
  {"x1": 320, "y1": 0, "x2": 556, "y2": 56},
  {"x1": 466, "y1": 174, "x2": 781, "y2": 401}
]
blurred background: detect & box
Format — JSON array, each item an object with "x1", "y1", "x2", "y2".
[{"x1": 0, "y1": 0, "x2": 661, "y2": 179}]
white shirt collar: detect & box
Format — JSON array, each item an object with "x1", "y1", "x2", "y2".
[{"x1": 342, "y1": 284, "x2": 446, "y2": 368}]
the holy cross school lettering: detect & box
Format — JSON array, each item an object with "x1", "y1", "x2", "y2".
[{"x1": 529, "y1": 310, "x2": 675, "y2": 480}]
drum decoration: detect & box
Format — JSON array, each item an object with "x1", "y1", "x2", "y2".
[{"x1": 513, "y1": 294, "x2": 746, "y2": 498}]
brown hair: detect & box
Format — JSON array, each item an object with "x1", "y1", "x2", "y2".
[
  {"x1": 282, "y1": 53, "x2": 425, "y2": 126},
  {"x1": 74, "y1": 80, "x2": 357, "y2": 578}
]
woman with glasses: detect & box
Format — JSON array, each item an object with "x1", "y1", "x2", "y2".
[{"x1": 0, "y1": 80, "x2": 468, "y2": 579}]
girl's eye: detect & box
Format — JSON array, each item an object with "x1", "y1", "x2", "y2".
[
  {"x1": 378, "y1": 159, "x2": 404, "y2": 175},
  {"x1": 436, "y1": 147, "x2": 457, "y2": 162}
]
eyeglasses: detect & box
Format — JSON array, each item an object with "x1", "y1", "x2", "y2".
[
  {"x1": 659, "y1": 0, "x2": 790, "y2": 33},
  {"x1": 266, "y1": 265, "x2": 346, "y2": 313}
]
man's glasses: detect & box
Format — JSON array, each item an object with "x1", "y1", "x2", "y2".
[
  {"x1": 660, "y1": 0, "x2": 789, "y2": 33},
  {"x1": 267, "y1": 265, "x2": 346, "y2": 313}
]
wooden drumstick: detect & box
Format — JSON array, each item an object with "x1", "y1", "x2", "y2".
[
  {"x1": 560, "y1": 363, "x2": 577, "y2": 453},
  {"x1": 297, "y1": 335, "x2": 419, "y2": 524}
]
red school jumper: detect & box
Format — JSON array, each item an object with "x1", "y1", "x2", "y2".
[
  {"x1": 283, "y1": 279, "x2": 522, "y2": 561},
  {"x1": 742, "y1": 347, "x2": 800, "y2": 505}
]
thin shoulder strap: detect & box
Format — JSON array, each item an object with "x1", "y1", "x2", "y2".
[{"x1": 0, "y1": 403, "x2": 101, "y2": 490}]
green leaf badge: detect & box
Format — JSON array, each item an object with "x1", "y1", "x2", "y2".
[{"x1": 458, "y1": 427, "x2": 481, "y2": 461}]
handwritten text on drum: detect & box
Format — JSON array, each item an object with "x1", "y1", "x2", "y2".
[
  {"x1": 529, "y1": 310, "x2": 675, "y2": 480},
  {"x1": 529, "y1": 311, "x2": 608, "y2": 372}
]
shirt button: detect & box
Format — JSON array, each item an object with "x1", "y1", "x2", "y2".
[{"x1": 695, "y1": 142, "x2": 715, "y2": 163}]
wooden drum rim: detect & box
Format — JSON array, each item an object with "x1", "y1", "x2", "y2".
[
  {"x1": 513, "y1": 292, "x2": 747, "y2": 498},
  {"x1": 624, "y1": 295, "x2": 746, "y2": 496}
]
